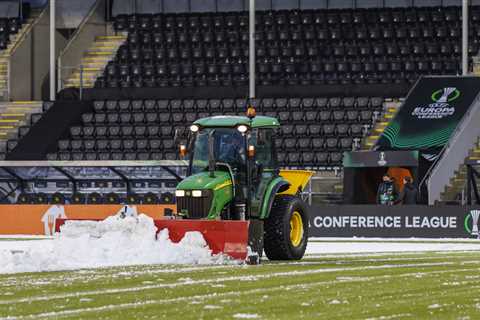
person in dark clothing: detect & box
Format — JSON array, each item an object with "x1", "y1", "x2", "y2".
[
  {"x1": 396, "y1": 176, "x2": 418, "y2": 205},
  {"x1": 219, "y1": 132, "x2": 245, "y2": 165},
  {"x1": 377, "y1": 174, "x2": 397, "y2": 205}
]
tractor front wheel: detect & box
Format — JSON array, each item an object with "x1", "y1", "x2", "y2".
[{"x1": 264, "y1": 195, "x2": 309, "y2": 260}]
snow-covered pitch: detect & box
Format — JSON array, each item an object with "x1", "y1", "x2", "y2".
[{"x1": 1, "y1": 214, "x2": 480, "y2": 274}]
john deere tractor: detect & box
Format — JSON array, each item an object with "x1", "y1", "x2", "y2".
[{"x1": 174, "y1": 111, "x2": 312, "y2": 261}]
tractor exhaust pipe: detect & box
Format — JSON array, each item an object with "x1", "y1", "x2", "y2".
[{"x1": 208, "y1": 130, "x2": 215, "y2": 178}]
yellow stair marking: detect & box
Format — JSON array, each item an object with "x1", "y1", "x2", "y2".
[
  {"x1": 12, "y1": 101, "x2": 39, "y2": 105},
  {"x1": 85, "y1": 51, "x2": 115, "y2": 56},
  {"x1": 0, "y1": 114, "x2": 26, "y2": 118},
  {"x1": 96, "y1": 35, "x2": 127, "y2": 40},
  {"x1": 5, "y1": 107, "x2": 38, "y2": 111}
]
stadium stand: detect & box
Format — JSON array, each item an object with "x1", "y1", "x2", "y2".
[{"x1": 93, "y1": 6, "x2": 472, "y2": 89}]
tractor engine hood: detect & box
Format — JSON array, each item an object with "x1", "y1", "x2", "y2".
[
  {"x1": 176, "y1": 171, "x2": 232, "y2": 191},
  {"x1": 176, "y1": 171, "x2": 233, "y2": 219}
]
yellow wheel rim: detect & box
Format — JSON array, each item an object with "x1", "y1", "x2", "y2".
[{"x1": 290, "y1": 211, "x2": 304, "y2": 247}]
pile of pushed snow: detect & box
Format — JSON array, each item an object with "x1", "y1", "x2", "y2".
[{"x1": 0, "y1": 214, "x2": 229, "y2": 274}]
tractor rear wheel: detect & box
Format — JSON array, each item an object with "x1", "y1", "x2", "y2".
[{"x1": 264, "y1": 195, "x2": 309, "y2": 260}]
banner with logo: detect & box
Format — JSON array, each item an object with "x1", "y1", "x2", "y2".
[
  {"x1": 343, "y1": 150, "x2": 419, "y2": 168},
  {"x1": 0, "y1": 204, "x2": 175, "y2": 235},
  {"x1": 377, "y1": 76, "x2": 480, "y2": 150},
  {"x1": 309, "y1": 205, "x2": 480, "y2": 238}
]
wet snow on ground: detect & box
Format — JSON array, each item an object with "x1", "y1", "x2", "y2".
[{"x1": 0, "y1": 214, "x2": 229, "y2": 274}]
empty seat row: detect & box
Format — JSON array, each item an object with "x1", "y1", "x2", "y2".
[
  {"x1": 70, "y1": 123, "x2": 367, "y2": 141},
  {"x1": 58, "y1": 138, "x2": 176, "y2": 152},
  {"x1": 277, "y1": 137, "x2": 356, "y2": 151},
  {"x1": 47, "y1": 150, "x2": 344, "y2": 167},
  {"x1": 47, "y1": 151, "x2": 178, "y2": 161},
  {"x1": 114, "y1": 41, "x2": 472, "y2": 64},
  {"x1": 123, "y1": 24, "x2": 470, "y2": 49},
  {"x1": 105, "y1": 59, "x2": 462, "y2": 79},
  {"x1": 113, "y1": 8, "x2": 471, "y2": 34},
  {"x1": 82, "y1": 112, "x2": 203, "y2": 124},
  {"x1": 92, "y1": 97, "x2": 383, "y2": 112},
  {"x1": 81, "y1": 110, "x2": 375, "y2": 125},
  {"x1": 277, "y1": 151, "x2": 344, "y2": 167},
  {"x1": 278, "y1": 123, "x2": 367, "y2": 137},
  {"x1": 70, "y1": 125, "x2": 181, "y2": 138},
  {"x1": 97, "y1": 70, "x2": 434, "y2": 88}
]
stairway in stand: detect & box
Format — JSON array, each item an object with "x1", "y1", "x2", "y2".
[
  {"x1": 362, "y1": 100, "x2": 401, "y2": 150},
  {"x1": 63, "y1": 35, "x2": 126, "y2": 89}
]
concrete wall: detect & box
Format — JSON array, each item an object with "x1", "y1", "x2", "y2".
[
  {"x1": 9, "y1": 7, "x2": 69, "y2": 101},
  {"x1": 58, "y1": 0, "x2": 109, "y2": 91},
  {"x1": 57, "y1": 0, "x2": 97, "y2": 29}
]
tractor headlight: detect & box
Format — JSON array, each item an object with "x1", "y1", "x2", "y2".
[
  {"x1": 175, "y1": 190, "x2": 185, "y2": 197},
  {"x1": 192, "y1": 190, "x2": 203, "y2": 197},
  {"x1": 190, "y1": 124, "x2": 200, "y2": 133},
  {"x1": 237, "y1": 125, "x2": 248, "y2": 133}
]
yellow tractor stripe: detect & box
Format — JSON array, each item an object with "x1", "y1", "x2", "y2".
[{"x1": 214, "y1": 181, "x2": 233, "y2": 191}]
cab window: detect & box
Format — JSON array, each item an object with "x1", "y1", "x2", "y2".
[{"x1": 252, "y1": 129, "x2": 274, "y2": 169}]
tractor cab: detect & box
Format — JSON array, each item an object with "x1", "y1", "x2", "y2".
[{"x1": 176, "y1": 115, "x2": 281, "y2": 221}]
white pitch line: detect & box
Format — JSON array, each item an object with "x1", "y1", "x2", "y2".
[
  {"x1": 1, "y1": 252, "x2": 477, "y2": 293},
  {"x1": 0, "y1": 261, "x2": 467, "y2": 306}
]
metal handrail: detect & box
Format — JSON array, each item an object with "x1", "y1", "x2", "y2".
[
  {"x1": 302, "y1": 173, "x2": 343, "y2": 205},
  {"x1": 58, "y1": 64, "x2": 88, "y2": 100}
]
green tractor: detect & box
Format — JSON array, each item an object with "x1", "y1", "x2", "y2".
[{"x1": 173, "y1": 112, "x2": 313, "y2": 261}]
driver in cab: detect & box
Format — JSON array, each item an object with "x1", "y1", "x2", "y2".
[{"x1": 219, "y1": 132, "x2": 246, "y2": 165}]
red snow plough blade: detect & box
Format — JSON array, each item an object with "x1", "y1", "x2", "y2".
[
  {"x1": 154, "y1": 220, "x2": 249, "y2": 260},
  {"x1": 55, "y1": 219, "x2": 249, "y2": 260}
]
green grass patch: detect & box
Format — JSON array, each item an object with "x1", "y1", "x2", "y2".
[{"x1": 1, "y1": 252, "x2": 480, "y2": 319}]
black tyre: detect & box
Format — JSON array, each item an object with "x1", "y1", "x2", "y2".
[{"x1": 264, "y1": 195, "x2": 309, "y2": 260}]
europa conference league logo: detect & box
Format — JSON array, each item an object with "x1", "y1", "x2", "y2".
[
  {"x1": 464, "y1": 210, "x2": 480, "y2": 237},
  {"x1": 411, "y1": 87, "x2": 461, "y2": 119}
]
